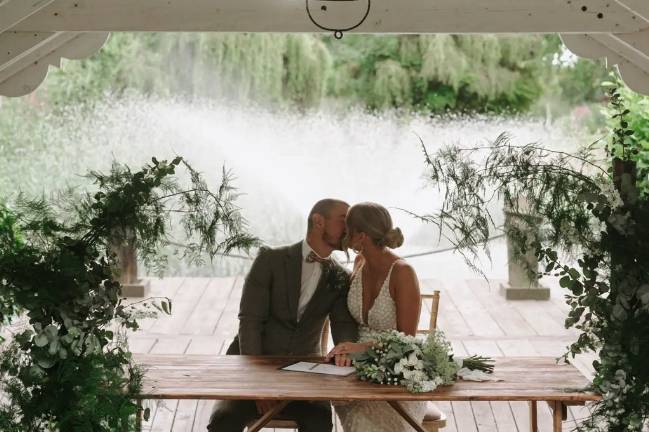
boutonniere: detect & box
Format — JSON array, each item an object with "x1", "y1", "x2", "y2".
[{"x1": 323, "y1": 263, "x2": 350, "y2": 292}]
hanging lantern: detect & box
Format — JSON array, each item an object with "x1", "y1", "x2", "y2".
[{"x1": 306, "y1": 0, "x2": 371, "y2": 39}]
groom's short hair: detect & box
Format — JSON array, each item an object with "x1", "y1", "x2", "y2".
[{"x1": 307, "y1": 199, "x2": 349, "y2": 231}]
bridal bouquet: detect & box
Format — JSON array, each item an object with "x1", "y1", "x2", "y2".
[{"x1": 350, "y1": 330, "x2": 494, "y2": 393}]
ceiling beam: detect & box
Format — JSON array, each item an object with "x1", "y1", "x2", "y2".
[
  {"x1": 0, "y1": 0, "x2": 57, "y2": 33},
  {"x1": 561, "y1": 32, "x2": 649, "y2": 94},
  {"x1": 614, "y1": 0, "x2": 649, "y2": 21},
  {"x1": 10, "y1": 0, "x2": 649, "y2": 33}
]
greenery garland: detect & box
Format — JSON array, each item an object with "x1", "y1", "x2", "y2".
[{"x1": 0, "y1": 157, "x2": 257, "y2": 431}]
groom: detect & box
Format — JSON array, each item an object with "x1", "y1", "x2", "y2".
[{"x1": 208, "y1": 198, "x2": 359, "y2": 432}]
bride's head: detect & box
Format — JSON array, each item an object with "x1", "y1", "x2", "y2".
[{"x1": 344, "y1": 202, "x2": 404, "y2": 253}]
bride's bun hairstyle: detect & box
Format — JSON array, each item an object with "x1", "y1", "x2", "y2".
[{"x1": 346, "y1": 202, "x2": 404, "y2": 249}]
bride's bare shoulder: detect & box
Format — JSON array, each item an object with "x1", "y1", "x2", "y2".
[
  {"x1": 391, "y1": 260, "x2": 419, "y2": 286},
  {"x1": 392, "y1": 258, "x2": 414, "y2": 273}
]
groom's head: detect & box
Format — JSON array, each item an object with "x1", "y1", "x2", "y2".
[{"x1": 307, "y1": 198, "x2": 350, "y2": 251}]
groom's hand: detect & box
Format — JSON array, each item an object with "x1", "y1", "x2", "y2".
[{"x1": 256, "y1": 400, "x2": 283, "y2": 415}]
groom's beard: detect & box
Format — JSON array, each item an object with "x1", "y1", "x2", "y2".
[{"x1": 324, "y1": 232, "x2": 344, "y2": 251}]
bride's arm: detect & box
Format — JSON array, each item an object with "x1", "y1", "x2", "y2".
[{"x1": 391, "y1": 262, "x2": 422, "y2": 336}]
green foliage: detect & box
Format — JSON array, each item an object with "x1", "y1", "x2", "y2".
[
  {"x1": 29, "y1": 33, "x2": 608, "y2": 114},
  {"x1": 0, "y1": 157, "x2": 257, "y2": 431},
  {"x1": 42, "y1": 33, "x2": 332, "y2": 109},
  {"x1": 419, "y1": 87, "x2": 649, "y2": 430},
  {"x1": 602, "y1": 75, "x2": 649, "y2": 193},
  {"x1": 326, "y1": 34, "x2": 555, "y2": 113}
]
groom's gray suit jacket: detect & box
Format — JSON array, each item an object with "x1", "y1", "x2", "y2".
[{"x1": 227, "y1": 241, "x2": 358, "y2": 356}]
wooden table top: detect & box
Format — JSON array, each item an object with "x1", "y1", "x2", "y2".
[{"x1": 134, "y1": 354, "x2": 601, "y2": 403}]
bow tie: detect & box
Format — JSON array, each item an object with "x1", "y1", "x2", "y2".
[{"x1": 305, "y1": 250, "x2": 331, "y2": 265}]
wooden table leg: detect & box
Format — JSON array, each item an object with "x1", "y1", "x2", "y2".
[
  {"x1": 529, "y1": 401, "x2": 538, "y2": 432},
  {"x1": 551, "y1": 401, "x2": 565, "y2": 432},
  {"x1": 387, "y1": 401, "x2": 427, "y2": 432},
  {"x1": 247, "y1": 400, "x2": 291, "y2": 432},
  {"x1": 135, "y1": 399, "x2": 143, "y2": 432}
]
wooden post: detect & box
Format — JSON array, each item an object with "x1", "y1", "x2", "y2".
[
  {"x1": 500, "y1": 199, "x2": 550, "y2": 300},
  {"x1": 110, "y1": 228, "x2": 150, "y2": 297}
]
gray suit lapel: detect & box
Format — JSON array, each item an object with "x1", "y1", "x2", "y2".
[{"x1": 285, "y1": 241, "x2": 303, "y2": 323}]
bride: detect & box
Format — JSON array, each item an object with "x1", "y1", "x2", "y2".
[{"x1": 325, "y1": 202, "x2": 428, "y2": 432}]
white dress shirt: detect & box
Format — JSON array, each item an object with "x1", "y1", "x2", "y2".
[{"x1": 297, "y1": 239, "x2": 330, "y2": 321}]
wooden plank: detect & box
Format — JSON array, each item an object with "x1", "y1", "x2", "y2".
[
  {"x1": 471, "y1": 401, "x2": 498, "y2": 432},
  {"x1": 149, "y1": 336, "x2": 191, "y2": 355},
  {"x1": 152, "y1": 278, "x2": 210, "y2": 335},
  {"x1": 135, "y1": 277, "x2": 186, "y2": 332},
  {"x1": 213, "y1": 277, "x2": 244, "y2": 342},
  {"x1": 453, "y1": 400, "x2": 479, "y2": 432},
  {"x1": 128, "y1": 337, "x2": 157, "y2": 354},
  {"x1": 445, "y1": 280, "x2": 505, "y2": 338},
  {"x1": 171, "y1": 399, "x2": 198, "y2": 431},
  {"x1": 435, "y1": 401, "x2": 458, "y2": 432},
  {"x1": 510, "y1": 301, "x2": 573, "y2": 337},
  {"x1": 191, "y1": 399, "x2": 214, "y2": 432},
  {"x1": 462, "y1": 340, "x2": 502, "y2": 358},
  {"x1": 12, "y1": 0, "x2": 647, "y2": 33},
  {"x1": 490, "y1": 401, "x2": 519, "y2": 432},
  {"x1": 185, "y1": 336, "x2": 224, "y2": 356},
  {"x1": 150, "y1": 400, "x2": 179, "y2": 432},
  {"x1": 466, "y1": 279, "x2": 537, "y2": 336},
  {"x1": 181, "y1": 277, "x2": 236, "y2": 335}
]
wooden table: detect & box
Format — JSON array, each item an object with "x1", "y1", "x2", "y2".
[{"x1": 134, "y1": 354, "x2": 601, "y2": 432}]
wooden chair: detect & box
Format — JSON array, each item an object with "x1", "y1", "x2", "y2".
[{"x1": 418, "y1": 290, "x2": 447, "y2": 432}]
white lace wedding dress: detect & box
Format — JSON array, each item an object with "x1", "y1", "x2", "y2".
[{"x1": 335, "y1": 261, "x2": 427, "y2": 432}]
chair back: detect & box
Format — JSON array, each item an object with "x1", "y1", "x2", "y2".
[{"x1": 418, "y1": 290, "x2": 441, "y2": 334}]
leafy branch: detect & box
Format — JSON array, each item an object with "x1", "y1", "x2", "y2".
[{"x1": 0, "y1": 156, "x2": 258, "y2": 431}]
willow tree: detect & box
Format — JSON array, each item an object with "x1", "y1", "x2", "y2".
[
  {"x1": 40, "y1": 33, "x2": 332, "y2": 109},
  {"x1": 326, "y1": 34, "x2": 558, "y2": 112}
]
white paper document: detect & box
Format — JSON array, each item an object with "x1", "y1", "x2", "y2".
[{"x1": 281, "y1": 361, "x2": 356, "y2": 377}]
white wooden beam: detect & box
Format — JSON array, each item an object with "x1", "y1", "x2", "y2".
[
  {"x1": 614, "y1": 0, "x2": 649, "y2": 22},
  {"x1": 0, "y1": 31, "x2": 108, "y2": 97},
  {"x1": 561, "y1": 33, "x2": 649, "y2": 94},
  {"x1": 10, "y1": 0, "x2": 649, "y2": 33},
  {"x1": 0, "y1": 0, "x2": 57, "y2": 33}
]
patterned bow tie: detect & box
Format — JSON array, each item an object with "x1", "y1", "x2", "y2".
[{"x1": 306, "y1": 250, "x2": 331, "y2": 265}]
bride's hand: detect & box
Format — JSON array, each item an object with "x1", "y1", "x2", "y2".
[{"x1": 325, "y1": 342, "x2": 372, "y2": 366}]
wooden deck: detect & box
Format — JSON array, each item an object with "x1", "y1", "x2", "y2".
[{"x1": 129, "y1": 277, "x2": 598, "y2": 432}]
